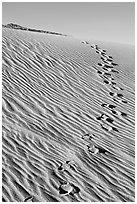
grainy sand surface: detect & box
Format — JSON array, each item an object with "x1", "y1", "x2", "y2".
[{"x1": 2, "y1": 28, "x2": 135, "y2": 202}]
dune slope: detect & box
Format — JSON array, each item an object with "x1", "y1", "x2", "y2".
[{"x1": 2, "y1": 28, "x2": 135, "y2": 202}]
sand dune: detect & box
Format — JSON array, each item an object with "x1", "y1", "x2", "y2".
[{"x1": 2, "y1": 27, "x2": 135, "y2": 202}]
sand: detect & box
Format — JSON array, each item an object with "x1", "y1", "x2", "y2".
[{"x1": 2, "y1": 27, "x2": 135, "y2": 202}]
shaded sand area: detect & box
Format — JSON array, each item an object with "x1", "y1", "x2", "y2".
[{"x1": 2, "y1": 27, "x2": 135, "y2": 202}]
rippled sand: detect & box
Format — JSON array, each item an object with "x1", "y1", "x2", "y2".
[{"x1": 2, "y1": 28, "x2": 135, "y2": 202}]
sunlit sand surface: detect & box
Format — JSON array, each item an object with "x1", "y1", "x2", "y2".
[{"x1": 2, "y1": 27, "x2": 135, "y2": 202}]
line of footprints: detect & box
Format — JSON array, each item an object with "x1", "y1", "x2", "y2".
[
  {"x1": 57, "y1": 161, "x2": 80, "y2": 196},
  {"x1": 82, "y1": 41, "x2": 128, "y2": 133},
  {"x1": 54, "y1": 41, "x2": 129, "y2": 198},
  {"x1": 23, "y1": 41, "x2": 128, "y2": 201},
  {"x1": 23, "y1": 160, "x2": 80, "y2": 201}
]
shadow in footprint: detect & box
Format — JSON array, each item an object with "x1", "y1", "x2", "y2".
[
  {"x1": 104, "y1": 64, "x2": 113, "y2": 68},
  {"x1": 109, "y1": 92, "x2": 114, "y2": 96},
  {"x1": 121, "y1": 112, "x2": 127, "y2": 116},
  {"x1": 100, "y1": 56, "x2": 106, "y2": 61},
  {"x1": 108, "y1": 104, "x2": 116, "y2": 109},
  {"x1": 98, "y1": 63, "x2": 104, "y2": 66},
  {"x1": 112, "y1": 127, "x2": 119, "y2": 132},
  {"x1": 59, "y1": 181, "x2": 80, "y2": 196},
  {"x1": 59, "y1": 186, "x2": 69, "y2": 195},
  {"x1": 111, "y1": 69, "x2": 119, "y2": 73},
  {"x1": 95, "y1": 146, "x2": 109, "y2": 154},
  {"x1": 97, "y1": 70, "x2": 103, "y2": 75},
  {"x1": 112, "y1": 110, "x2": 127, "y2": 117},
  {"x1": 111, "y1": 82, "x2": 117, "y2": 85},
  {"x1": 102, "y1": 67, "x2": 110, "y2": 71},
  {"x1": 104, "y1": 72, "x2": 111, "y2": 76},
  {"x1": 117, "y1": 93, "x2": 124, "y2": 98},
  {"x1": 104, "y1": 80, "x2": 110, "y2": 84},
  {"x1": 111, "y1": 62, "x2": 118, "y2": 66},
  {"x1": 106, "y1": 58, "x2": 113, "y2": 62},
  {"x1": 96, "y1": 116, "x2": 102, "y2": 121},
  {"x1": 70, "y1": 184, "x2": 80, "y2": 195},
  {"x1": 106, "y1": 117, "x2": 114, "y2": 123},
  {"x1": 101, "y1": 103, "x2": 107, "y2": 107}
]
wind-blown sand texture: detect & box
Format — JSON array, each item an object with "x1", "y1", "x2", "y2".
[{"x1": 2, "y1": 27, "x2": 135, "y2": 202}]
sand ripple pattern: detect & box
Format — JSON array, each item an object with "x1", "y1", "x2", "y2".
[{"x1": 2, "y1": 29, "x2": 135, "y2": 202}]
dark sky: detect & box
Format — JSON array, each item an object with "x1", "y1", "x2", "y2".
[{"x1": 2, "y1": 2, "x2": 135, "y2": 45}]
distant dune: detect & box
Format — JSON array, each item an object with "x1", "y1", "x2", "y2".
[
  {"x1": 2, "y1": 26, "x2": 135, "y2": 202},
  {"x1": 2, "y1": 23, "x2": 68, "y2": 36}
]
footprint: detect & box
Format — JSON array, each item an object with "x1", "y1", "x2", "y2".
[
  {"x1": 120, "y1": 112, "x2": 127, "y2": 116},
  {"x1": 113, "y1": 98, "x2": 128, "y2": 104},
  {"x1": 97, "y1": 70, "x2": 103, "y2": 75},
  {"x1": 104, "y1": 72, "x2": 111, "y2": 76},
  {"x1": 108, "y1": 104, "x2": 116, "y2": 109},
  {"x1": 101, "y1": 123, "x2": 119, "y2": 132},
  {"x1": 111, "y1": 85, "x2": 124, "y2": 91},
  {"x1": 111, "y1": 62, "x2": 118, "y2": 66},
  {"x1": 102, "y1": 49, "x2": 106, "y2": 53},
  {"x1": 105, "y1": 76, "x2": 115, "y2": 81},
  {"x1": 104, "y1": 60, "x2": 113, "y2": 65},
  {"x1": 101, "y1": 103, "x2": 107, "y2": 107},
  {"x1": 98, "y1": 63, "x2": 104, "y2": 67},
  {"x1": 111, "y1": 82, "x2": 117, "y2": 85},
  {"x1": 106, "y1": 58, "x2": 113, "y2": 62},
  {"x1": 58, "y1": 162, "x2": 69, "y2": 171},
  {"x1": 106, "y1": 117, "x2": 114, "y2": 123},
  {"x1": 96, "y1": 113, "x2": 108, "y2": 121},
  {"x1": 87, "y1": 144, "x2": 99, "y2": 155},
  {"x1": 101, "y1": 55, "x2": 113, "y2": 62},
  {"x1": 96, "y1": 116, "x2": 102, "y2": 120},
  {"x1": 109, "y1": 92, "x2": 115, "y2": 96},
  {"x1": 97, "y1": 147, "x2": 108, "y2": 154},
  {"x1": 96, "y1": 114, "x2": 114, "y2": 123},
  {"x1": 82, "y1": 133, "x2": 94, "y2": 141},
  {"x1": 96, "y1": 50, "x2": 101, "y2": 54},
  {"x1": 87, "y1": 144, "x2": 108, "y2": 155},
  {"x1": 103, "y1": 79, "x2": 111, "y2": 85},
  {"x1": 82, "y1": 41, "x2": 89, "y2": 44},
  {"x1": 112, "y1": 126, "x2": 119, "y2": 132},
  {"x1": 70, "y1": 183, "x2": 80, "y2": 195},
  {"x1": 111, "y1": 110, "x2": 127, "y2": 117},
  {"x1": 111, "y1": 69, "x2": 119, "y2": 73},
  {"x1": 58, "y1": 181, "x2": 80, "y2": 196},
  {"x1": 117, "y1": 93, "x2": 124, "y2": 98},
  {"x1": 102, "y1": 67, "x2": 111, "y2": 71},
  {"x1": 101, "y1": 103, "x2": 116, "y2": 109},
  {"x1": 58, "y1": 161, "x2": 76, "y2": 172},
  {"x1": 104, "y1": 64, "x2": 114, "y2": 68},
  {"x1": 101, "y1": 56, "x2": 107, "y2": 61},
  {"x1": 59, "y1": 181, "x2": 73, "y2": 195}
]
